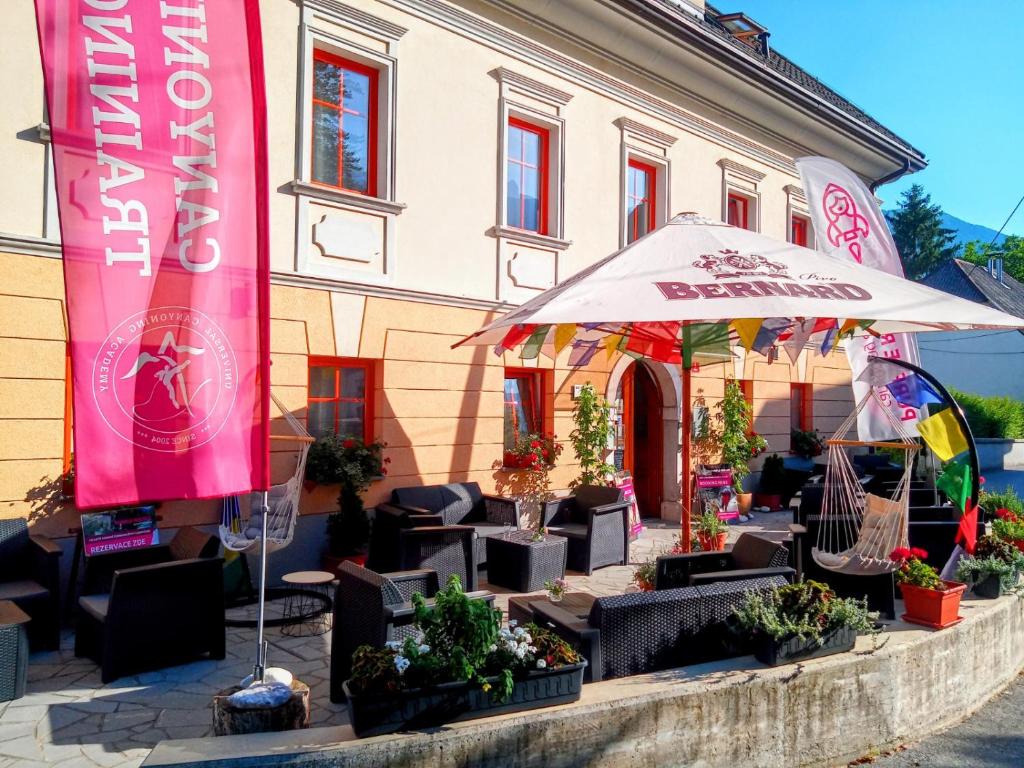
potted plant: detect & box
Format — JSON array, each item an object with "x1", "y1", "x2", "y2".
[
  {"x1": 544, "y1": 577, "x2": 568, "y2": 603},
  {"x1": 568, "y1": 384, "x2": 616, "y2": 488},
  {"x1": 503, "y1": 432, "x2": 562, "y2": 471},
  {"x1": 717, "y1": 381, "x2": 766, "y2": 509},
  {"x1": 731, "y1": 580, "x2": 878, "y2": 666},
  {"x1": 632, "y1": 557, "x2": 657, "y2": 592},
  {"x1": 890, "y1": 547, "x2": 966, "y2": 629},
  {"x1": 755, "y1": 453, "x2": 785, "y2": 511},
  {"x1": 343, "y1": 576, "x2": 586, "y2": 736},
  {"x1": 790, "y1": 428, "x2": 825, "y2": 460},
  {"x1": 954, "y1": 534, "x2": 1024, "y2": 598},
  {"x1": 306, "y1": 434, "x2": 388, "y2": 570},
  {"x1": 695, "y1": 508, "x2": 728, "y2": 552},
  {"x1": 991, "y1": 507, "x2": 1024, "y2": 553}
]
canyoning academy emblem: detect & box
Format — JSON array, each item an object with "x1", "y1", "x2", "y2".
[
  {"x1": 92, "y1": 308, "x2": 238, "y2": 452},
  {"x1": 822, "y1": 183, "x2": 870, "y2": 263}
]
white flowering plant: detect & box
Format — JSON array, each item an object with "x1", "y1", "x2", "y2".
[{"x1": 348, "y1": 575, "x2": 581, "y2": 700}]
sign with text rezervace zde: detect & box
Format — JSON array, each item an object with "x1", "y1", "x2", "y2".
[
  {"x1": 35, "y1": 0, "x2": 270, "y2": 507},
  {"x1": 796, "y1": 156, "x2": 921, "y2": 441}
]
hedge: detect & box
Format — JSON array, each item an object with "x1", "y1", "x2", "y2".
[{"x1": 948, "y1": 388, "x2": 1024, "y2": 440}]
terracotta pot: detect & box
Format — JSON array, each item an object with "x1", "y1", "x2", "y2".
[
  {"x1": 323, "y1": 552, "x2": 367, "y2": 574},
  {"x1": 737, "y1": 493, "x2": 753, "y2": 515},
  {"x1": 899, "y1": 580, "x2": 966, "y2": 629},
  {"x1": 753, "y1": 493, "x2": 782, "y2": 511},
  {"x1": 697, "y1": 531, "x2": 728, "y2": 552}
]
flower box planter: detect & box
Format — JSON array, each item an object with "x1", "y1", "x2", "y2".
[
  {"x1": 342, "y1": 661, "x2": 587, "y2": 737},
  {"x1": 696, "y1": 532, "x2": 727, "y2": 552},
  {"x1": 754, "y1": 626, "x2": 857, "y2": 667},
  {"x1": 899, "y1": 580, "x2": 966, "y2": 629},
  {"x1": 972, "y1": 573, "x2": 1003, "y2": 600}
]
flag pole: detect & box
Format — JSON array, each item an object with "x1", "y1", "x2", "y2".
[
  {"x1": 680, "y1": 360, "x2": 692, "y2": 552},
  {"x1": 252, "y1": 490, "x2": 270, "y2": 683}
]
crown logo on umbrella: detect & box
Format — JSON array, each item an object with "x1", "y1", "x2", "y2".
[{"x1": 692, "y1": 249, "x2": 793, "y2": 280}]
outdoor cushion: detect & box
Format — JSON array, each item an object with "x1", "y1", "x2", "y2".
[
  {"x1": 547, "y1": 523, "x2": 588, "y2": 540},
  {"x1": 392, "y1": 483, "x2": 484, "y2": 525},
  {"x1": 730, "y1": 534, "x2": 789, "y2": 570},
  {"x1": 78, "y1": 594, "x2": 110, "y2": 622},
  {"x1": 0, "y1": 580, "x2": 48, "y2": 603}
]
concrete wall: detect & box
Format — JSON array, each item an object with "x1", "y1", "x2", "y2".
[
  {"x1": 919, "y1": 330, "x2": 1024, "y2": 400},
  {"x1": 976, "y1": 439, "x2": 1024, "y2": 471},
  {"x1": 143, "y1": 594, "x2": 1024, "y2": 768}
]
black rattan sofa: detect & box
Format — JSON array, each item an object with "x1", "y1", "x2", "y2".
[
  {"x1": 0, "y1": 519, "x2": 62, "y2": 651},
  {"x1": 655, "y1": 533, "x2": 794, "y2": 590},
  {"x1": 532, "y1": 575, "x2": 788, "y2": 682},
  {"x1": 542, "y1": 485, "x2": 631, "y2": 575},
  {"x1": 330, "y1": 561, "x2": 495, "y2": 701},
  {"x1": 75, "y1": 556, "x2": 225, "y2": 683},
  {"x1": 381, "y1": 482, "x2": 520, "y2": 569}
]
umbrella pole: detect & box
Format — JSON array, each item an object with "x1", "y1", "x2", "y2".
[
  {"x1": 252, "y1": 490, "x2": 269, "y2": 684},
  {"x1": 681, "y1": 362, "x2": 692, "y2": 552}
]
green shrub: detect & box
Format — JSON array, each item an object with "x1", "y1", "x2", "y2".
[
  {"x1": 979, "y1": 486, "x2": 1024, "y2": 517},
  {"x1": 947, "y1": 388, "x2": 1024, "y2": 440}
]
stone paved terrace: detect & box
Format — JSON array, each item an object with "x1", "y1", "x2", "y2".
[{"x1": 0, "y1": 514, "x2": 790, "y2": 768}]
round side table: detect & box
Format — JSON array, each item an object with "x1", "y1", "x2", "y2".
[{"x1": 280, "y1": 571, "x2": 335, "y2": 637}]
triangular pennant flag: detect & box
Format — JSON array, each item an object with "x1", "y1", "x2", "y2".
[
  {"x1": 519, "y1": 325, "x2": 550, "y2": 360},
  {"x1": 819, "y1": 325, "x2": 838, "y2": 356},
  {"x1": 732, "y1": 319, "x2": 762, "y2": 352},
  {"x1": 494, "y1": 324, "x2": 535, "y2": 355},
  {"x1": 603, "y1": 333, "x2": 624, "y2": 360},
  {"x1": 917, "y1": 407, "x2": 969, "y2": 462},
  {"x1": 936, "y1": 458, "x2": 972, "y2": 512},
  {"x1": 886, "y1": 373, "x2": 944, "y2": 410},
  {"x1": 553, "y1": 324, "x2": 576, "y2": 355},
  {"x1": 568, "y1": 339, "x2": 600, "y2": 368},
  {"x1": 955, "y1": 499, "x2": 979, "y2": 555},
  {"x1": 782, "y1": 319, "x2": 814, "y2": 364},
  {"x1": 751, "y1": 318, "x2": 792, "y2": 356},
  {"x1": 682, "y1": 323, "x2": 731, "y2": 369}
]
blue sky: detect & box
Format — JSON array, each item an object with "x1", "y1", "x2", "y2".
[{"x1": 732, "y1": 0, "x2": 1022, "y2": 235}]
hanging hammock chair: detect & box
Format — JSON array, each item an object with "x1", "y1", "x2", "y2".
[
  {"x1": 811, "y1": 389, "x2": 920, "y2": 577},
  {"x1": 219, "y1": 392, "x2": 315, "y2": 554}
]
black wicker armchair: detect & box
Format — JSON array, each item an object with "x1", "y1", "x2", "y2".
[
  {"x1": 330, "y1": 561, "x2": 495, "y2": 701},
  {"x1": 386, "y1": 482, "x2": 520, "y2": 568},
  {"x1": 75, "y1": 556, "x2": 225, "y2": 683},
  {"x1": 397, "y1": 525, "x2": 478, "y2": 591},
  {"x1": 0, "y1": 519, "x2": 62, "y2": 651},
  {"x1": 655, "y1": 533, "x2": 794, "y2": 590},
  {"x1": 543, "y1": 485, "x2": 630, "y2": 575}
]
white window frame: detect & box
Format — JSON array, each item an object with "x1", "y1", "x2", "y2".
[
  {"x1": 491, "y1": 68, "x2": 572, "y2": 249},
  {"x1": 615, "y1": 118, "x2": 675, "y2": 247},
  {"x1": 718, "y1": 158, "x2": 765, "y2": 232}
]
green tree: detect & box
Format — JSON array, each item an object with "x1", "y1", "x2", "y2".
[
  {"x1": 569, "y1": 383, "x2": 616, "y2": 488},
  {"x1": 961, "y1": 235, "x2": 1024, "y2": 283},
  {"x1": 885, "y1": 184, "x2": 957, "y2": 279}
]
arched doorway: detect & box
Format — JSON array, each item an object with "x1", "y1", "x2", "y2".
[{"x1": 619, "y1": 361, "x2": 664, "y2": 520}]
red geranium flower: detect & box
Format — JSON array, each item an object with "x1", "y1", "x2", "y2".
[
  {"x1": 530, "y1": 440, "x2": 541, "y2": 449},
  {"x1": 529, "y1": 452, "x2": 539, "y2": 463},
  {"x1": 342, "y1": 438, "x2": 356, "y2": 449},
  {"x1": 909, "y1": 547, "x2": 929, "y2": 560},
  {"x1": 889, "y1": 547, "x2": 912, "y2": 562}
]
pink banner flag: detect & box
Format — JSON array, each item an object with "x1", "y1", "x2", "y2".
[
  {"x1": 796, "y1": 156, "x2": 921, "y2": 442},
  {"x1": 35, "y1": 0, "x2": 270, "y2": 508}
]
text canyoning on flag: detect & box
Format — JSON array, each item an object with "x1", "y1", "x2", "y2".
[
  {"x1": 35, "y1": 0, "x2": 270, "y2": 507},
  {"x1": 796, "y1": 156, "x2": 922, "y2": 442}
]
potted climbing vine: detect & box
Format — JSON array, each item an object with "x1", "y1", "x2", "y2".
[
  {"x1": 569, "y1": 383, "x2": 616, "y2": 488},
  {"x1": 718, "y1": 380, "x2": 766, "y2": 514}
]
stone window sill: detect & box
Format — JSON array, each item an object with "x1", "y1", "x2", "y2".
[{"x1": 289, "y1": 180, "x2": 406, "y2": 216}]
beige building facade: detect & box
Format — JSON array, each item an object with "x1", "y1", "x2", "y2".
[{"x1": 0, "y1": 0, "x2": 924, "y2": 540}]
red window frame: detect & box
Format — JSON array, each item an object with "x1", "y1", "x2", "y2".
[
  {"x1": 626, "y1": 158, "x2": 657, "y2": 243},
  {"x1": 503, "y1": 368, "x2": 547, "y2": 449},
  {"x1": 311, "y1": 49, "x2": 379, "y2": 197},
  {"x1": 727, "y1": 193, "x2": 751, "y2": 230},
  {"x1": 307, "y1": 357, "x2": 375, "y2": 444},
  {"x1": 790, "y1": 383, "x2": 813, "y2": 448},
  {"x1": 791, "y1": 215, "x2": 809, "y2": 247},
  {"x1": 506, "y1": 117, "x2": 549, "y2": 235}
]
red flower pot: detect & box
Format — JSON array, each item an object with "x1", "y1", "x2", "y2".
[
  {"x1": 697, "y1": 532, "x2": 728, "y2": 552},
  {"x1": 323, "y1": 552, "x2": 367, "y2": 574},
  {"x1": 753, "y1": 493, "x2": 782, "y2": 511},
  {"x1": 899, "y1": 580, "x2": 966, "y2": 629}
]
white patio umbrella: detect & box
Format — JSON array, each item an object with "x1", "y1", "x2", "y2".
[{"x1": 456, "y1": 213, "x2": 1024, "y2": 545}]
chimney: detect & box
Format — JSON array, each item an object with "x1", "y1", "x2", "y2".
[{"x1": 987, "y1": 257, "x2": 1005, "y2": 284}]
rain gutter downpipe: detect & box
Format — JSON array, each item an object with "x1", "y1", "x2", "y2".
[{"x1": 869, "y1": 156, "x2": 912, "y2": 193}]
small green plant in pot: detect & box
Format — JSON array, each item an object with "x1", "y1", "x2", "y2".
[
  {"x1": 306, "y1": 435, "x2": 387, "y2": 561},
  {"x1": 731, "y1": 580, "x2": 878, "y2": 666},
  {"x1": 569, "y1": 384, "x2": 616, "y2": 488},
  {"x1": 695, "y1": 507, "x2": 728, "y2": 551},
  {"x1": 790, "y1": 428, "x2": 824, "y2": 460},
  {"x1": 718, "y1": 380, "x2": 766, "y2": 495},
  {"x1": 890, "y1": 547, "x2": 966, "y2": 629},
  {"x1": 955, "y1": 534, "x2": 1024, "y2": 598},
  {"x1": 755, "y1": 453, "x2": 786, "y2": 511}
]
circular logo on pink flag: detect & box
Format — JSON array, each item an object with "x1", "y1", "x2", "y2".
[{"x1": 92, "y1": 307, "x2": 238, "y2": 453}]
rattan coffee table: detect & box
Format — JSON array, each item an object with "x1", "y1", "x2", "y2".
[
  {"x1": 507, "y1": 592, "x2": 596, "y2": 627},
  {"x1": 486, "y1": 530, "x2": 567, "y2": 592}
]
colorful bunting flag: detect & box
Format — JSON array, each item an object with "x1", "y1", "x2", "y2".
[
  {"x1": 886, "y1": 373, "x2": 944, "y2": 410},
  {"x1": 568, "y1": 339, "x2": 600, "y2": 368},
  {"x1": 936, "y1": 458, "x2": 972, "y2": 513},
  {"x1": 782, "y1": 319, "x2": 814, "y2": 364},
  {"x1": 732, "y1": 319, "x2": 762, "y2": 352},
  {"x1": 553, "y1": 324, "x2": 576, "y2": 355},
  {"x1": 751, "y1": 318, "x2": 792, "y2": 356},
  {"x1": 955, "y1": 499, "x2": 979, "y2": 555},
  {"x1": 917, "y1": 407, "x2": 969, "y2": 462},
  {"x1": 519, "y1": 325, "x2": 550, "y2": 360},
  {"x1": 682, "y1": 323, "x2": 731, "y2": 369}
]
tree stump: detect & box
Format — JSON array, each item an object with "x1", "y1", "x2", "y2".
[{"x1": 212, "y1": 680, "x2": 310, "y2": 736}]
